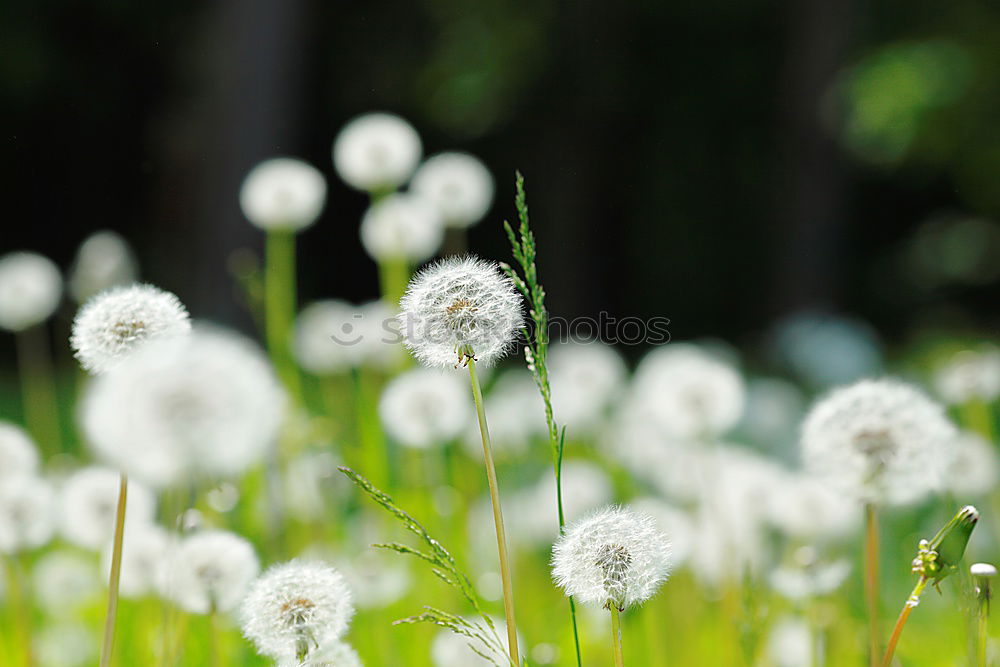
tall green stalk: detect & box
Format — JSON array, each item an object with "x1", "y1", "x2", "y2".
[
  {"x1": 467, "y1": 357, "x2": 520, "y2": 665},
  {"x1": 611, "y1": 606, "x2": 625, "y2": 667},
  {"x1": 99, "y1": 473, "x2": 128, "y2": 667},
  {"x1": 265, "y1": 229, "x2": 302, "y2": 403},
  {"x1": 16, "y1": 326, "x2": 61, "y2": 455},
  {"x1": 501, "y1": 172, "x2": 583, "y2": 666},
  {"x1": 865, "y1": 503, "x2": 880, "y2": 667}
]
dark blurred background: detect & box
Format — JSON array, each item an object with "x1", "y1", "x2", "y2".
[{"x1": 3, "y1": 0, "x2": 999, "y2": 352}]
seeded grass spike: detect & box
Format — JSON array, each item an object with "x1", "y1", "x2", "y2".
[
  {"x1": 499, "y1": 171, "x2": 583, "y2": 667},
  {"x1": 338, "y1": 467, "x2": 513, "y2": 666}
]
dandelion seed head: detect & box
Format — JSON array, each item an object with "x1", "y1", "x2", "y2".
[
  {"x1": 0, "y1": 474, "x2": 55, "y2": 553},
  {"x1": 68, "y1": 230, "x2": 138, "y2": 303},
  {"x1": 549, "y1": 341, "x2": 628, "y2": 434},
  {"x1": 160, "y1": 530, "x2": 259, "y2": 614},
  {"x1": 629, "y1": 498, "x2": 695, "y2": 567},
  {"x1": 58, "y1": 466, "x2": 156, "y2": 550},
  {"x1": 769, "y1": 557, "x2": 851, "y2": 601},
  {"x1": 800, "y1": 378, "x2": 957, "y2": 505},
  {"x1": 70, "y1": 283, "x2": 191, "y2": 375},
  {"x1": 333, "y1": 112, "x2": 422, "y2": 191},
  {"x1": 766, "y1": 616, "x2": 813, "y2": 667},
  {"x1": 294, "y1": 299, "x2": 402, "y2": 374},
  {"x1": 399, "y1": 256, "x2": 522, "y2": 368},
  {"x1": 631, "y1": 343, "x2": 745, "y2": 440},
  {"x1": 765, "y1": 472, "x2": 860, "y2": 541},
  {"x1": 410, "y1": 152, "x2": 494, "y2": 228},
  {"x1": 379, "y1": 368, "x2": 471, "y2": 448},
  {"x1": 944, "y1": 431, "x2": 999, "y2": 497},
  {"x1": 971, "y1": 562, "x2": 997, "y2": 578},
  {"x1": 551, "y1": 505, "x2": 671, "y2": 611},
  {"x1": 241, "y1": 560, "x2": 354, "y2": 663},
  {"x1": 277, "y1": 641, "x2": 363, "y2": 667},
  {"x1": 935, "y1": 347, "x2": 1000, "y2": 405},
  {"x1": 81, "y1": 326, "x2": 285, "y2": 488},
  {"x1": 0, "y1": 252, "x2": 62, "y2": 331},
  {"x1": 240, "y1": 158, "x2": 327, "y2": 231},
  {"x1": 333, "y1": 550, "x2": 411, "y2": 610},
  {"x1": 360, "y1": 193, "x2": 444, "y2": 262},
  {"x1": 430, "y1": 615, "x2": 517, "y2": 667},
  {"x1": 35, "y1": 623, "x2": 97, "y2": 667},
  {"x1": 0, "y1": 422, "x2": 40, "y2": 479}
]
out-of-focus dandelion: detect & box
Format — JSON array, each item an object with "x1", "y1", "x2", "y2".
[
  {"x1": 398, "y1": 253, "x2": 522, "y2": 663},
  {"x1": 68, "y1": 230, "x2": 138, "y2": 303},
  {"x1": 430, "y1": 616, "x2": 519, "y2": 667},
  {"x1": 411, "y1": 152, "x2": 494, "y2": 229},
  {"x1": 277, "y1": 641, "x2": 363, "y2": 667},
  {"x1": 549, "y1": 341, "x2": 628, "y2": 435},
  {"x1": 240, "y1": 560, "x2": 354, "y2": 665},
  {"x1": 972, "y1": 562, "x2": 996, "y2": 667},
  {"x1": 552, "y1": 506, "x2": 671, "y2": 667},
  {"x1": 630, "y1": 343, "x2": 745, "y2": 440},
  {"x1": 945, "y1": 432, "x2": 999, "y2": 497},
  {"x1": 0, "y1": 251, "x2": 62, "y2": 332},
  {"x1": 766, "y1": 616, "x2": 813, "y2": 667},
  {"x1": 81, "y1": 326, "x2": 285, "y2": 488},
  {"x1": 0, "y1": 422, "x2": 40, "y2": 479},
  {"x1": 102, "y1": 524, "x2": 170, "y2": 598},
  {"x1": 378, "y1": 368, "x2": 470, "y2": 449},
  {"x1": 0, "y1": 474, "x2": 56, "y2": 554},
  {"x1": 333, "y1": 112, "x2": 422, "y2": 194},
  {"x1": 160, "y1": 530, "x2": 260, "y2": 614},
  {"x1": 461, "y1": 370, "x2": 546, "y2": 457},
  {"x1": 293, "y1": 300, "x2": 403, "y2": 375},
  {"x1": 935, "y1": 347, "x2": 1000, "y2": 406},
  {"x1": 360, "y1": 193, "x2": 444, "y2": 264},
  {"x1": 333, "y1": 550, "x2": 411, "y2": 611},
  {"x1": 35, "y1": 623, "x2": 98, "y2": 667},
  {"x1": 769, "y1": 547, "x2": 851, "y2": 601},
  {"x1": 58, "y1": 466, "x2": 156, "y2": 550},
  {"x1": 70, "y1": 283, "x2": 191, "y2": 375},
  {"x1": 801, "y1": 378, "x2": 957, "y2": 667},
  {"x1": 765, "y1": 472, "x2": 861, "y2": 542},
  {"x1": 32, "y1": 551, "x2": 101, "y2": 614},
  {"x1": 240, "y1": 158, "x2": 327, "y2": 231}
]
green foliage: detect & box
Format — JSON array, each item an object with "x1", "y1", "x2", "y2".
[{"x1": 338, "y1": 466, "x2": 513, "y2": 666}]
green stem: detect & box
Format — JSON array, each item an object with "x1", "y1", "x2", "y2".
[
  {"x1": 556, "y1": 453, "x2": 584, "y2": 667},
  {"x1": 865, "y1": 503, "x2": 880, "y2": 667},
  {"x1": 978, "y1": 604, "x2": 988, "y2": 667},
  {"x1": 467, "y1": 357, "x2": 520, "y2": 666},
  {"x1": 881, "y1": 576, "x2": 929, "y2": 667},
  {"x1": 265, "y1": 229, "x2": 302, "y2": 403},
  {"x1": 377, "y1": 256, "x2": 411, "y2": 312},
  {"x1": 963, "y1": 399, "x2": 996, "y2": 443},
  {"x1": 354, "y1": 368, "x2": 391, "y2": 489},
  {"x1": 611, "y1": 606, "x2": 625, "y2": 667},
  {"x1": 16, "y1": 326, "x2": 61, "y2": 456},
  {"x1": 99, "y1": 473, "x2": 128, "y2": 667},
  {"x1": 5, "y1": 556, "x2": 33, "y2": 667}
]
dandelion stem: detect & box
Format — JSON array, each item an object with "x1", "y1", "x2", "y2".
[
  {"x1": 265, "y1": 228, "x2": 302, "y2": 402},
  {"x1": 16, "y1": 326, "x2": 61, "y2": 456},
  {"x1": 5, "y1": 556, "x2": 33, "y2": 667},
  {"x1": 377, "y1": 256, "x2": 410, "y2": 317},
  {"x1": 611, "y1": 606, "x2": 625, "y2": 667},
  {"x1": 865, "y1": 502, "x2": 880, "y2": 667},
  {"x1": 978, "y1": 602, "x2": 988, "y2": 667},
  {"x1": 881, "y1": 575, "x2": 928, "y2": 667},
  {"x1": 467, "y1": 357, "x2": 520, "y2": 665},
  {"x1": 99, "y1": 473, "x2": 128, "y2": 667}
]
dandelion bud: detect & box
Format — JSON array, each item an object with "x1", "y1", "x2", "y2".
[
  {"x1": 241, "y1": 560, "x2": 354, "y2": 664},
  {"x1": 0, "y1": 252, "x2": 62, "y2": 332},
  {"x1": 0, "y1": 422, "x2": 40, "y2": 479},
  {"x1": 333, "y1": 112, "x2": 422, "y2": 192},
  {"x1": 800, "y1": 378, "x2": 957, "y2": 506},
  {"x1": 239, "y1": 158, "x2": 327, "y2": 231},
  {"x1": 160, "y1": 530, "x2": 260, "y2": 614},
  {"x1": 410, "y1": 152, "x2": 494, "y2": 228},
  {"x1": 911, "y1": 505, "x2": 979, "y2": 585},
  {"x1": 551, "y1": 506, "x2": 671, "y2": 611},
  {"x1": 70, "y1": 283, "x2": 191, "y2": 375},
  {"x1": 398, "y1": 256, "x2": 522, "y2": 368},
  {"x1": 359, "y1": 193, "x2": 444, "y2": 263},
  {"x1": 68, "y1": 230, "x2": 138, "y2": 303}
]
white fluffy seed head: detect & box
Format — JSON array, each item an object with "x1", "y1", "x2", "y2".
[
  {"x1": 294, "y1": 299, "x2": 403, "y2": 374},
  {"x1": 80, "y1": 326, "x2": 285, "y2": 488},
  {"x1": 0, "y1": 252, "x2": 62, "y2": 331},
  {"x1": 240, "y1": 158, "x2": 327, "y2": 231},
  {"x1": 935, "y1": 347, "x2": 1000, "y2": 405},
  {"x1": 68, "y1": 230, "x2": 139, "y2": 303},
  {"x1": 551, "y1": 505, "x2": 671, "y2": 611},
  {"x1": 399, "y1": 256, "x2": 523, "y2": 368},
  {"x1": 971, "y1": 563, "x2": 997, "y2": 578},
  {"x1": 32, "y1": 550, "x2": 101, "y2": 612},
  {"x1": 944, "y1": 431, "x2": 999, "y2": 497},
  {"x1": 360, "y1": 193, "x2": 444, "y2": 262},
  {"x1": 410, "y1": 152, "x2": 494, "y2": 228},
  {"x1": 70, "y1": 283, "x2": 191, "y2": 375},
  {"x1": 277, "y1": 641, "x2": 363, "y2": 667},
  {"x1": 241, "y1": 560, "x2": 354, "y2": 663},
  {"x1": 57, "y1": 466, "x2": 156, "y2": 550},
  {"x1": 800, "y1": 378, "x2": 957, "y2": 506},
  {"x1": 103, "y1": 524, "x2": 170, "y2": 598},
  {"x1": 0, "y1": 474, "x2": 56, "y2": 553},
  {"x1": 549, "y1": 341, "x2": 628, "y2": 434},
  {"x1": 0, "y1": 422, "x2": 40, "y2": 479},
  {"x1": 630, "y1": 343, "x2": 745, "y2": 440},
  {"x1": 160, "y1": 530, "x2": 260, "y2": 614},
  {"x1": 333, "y1": 113, "x2": 422, "y2": 191},
  {"x1": 379, "y1": 368, "x2": 471, "y2": 448}
]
